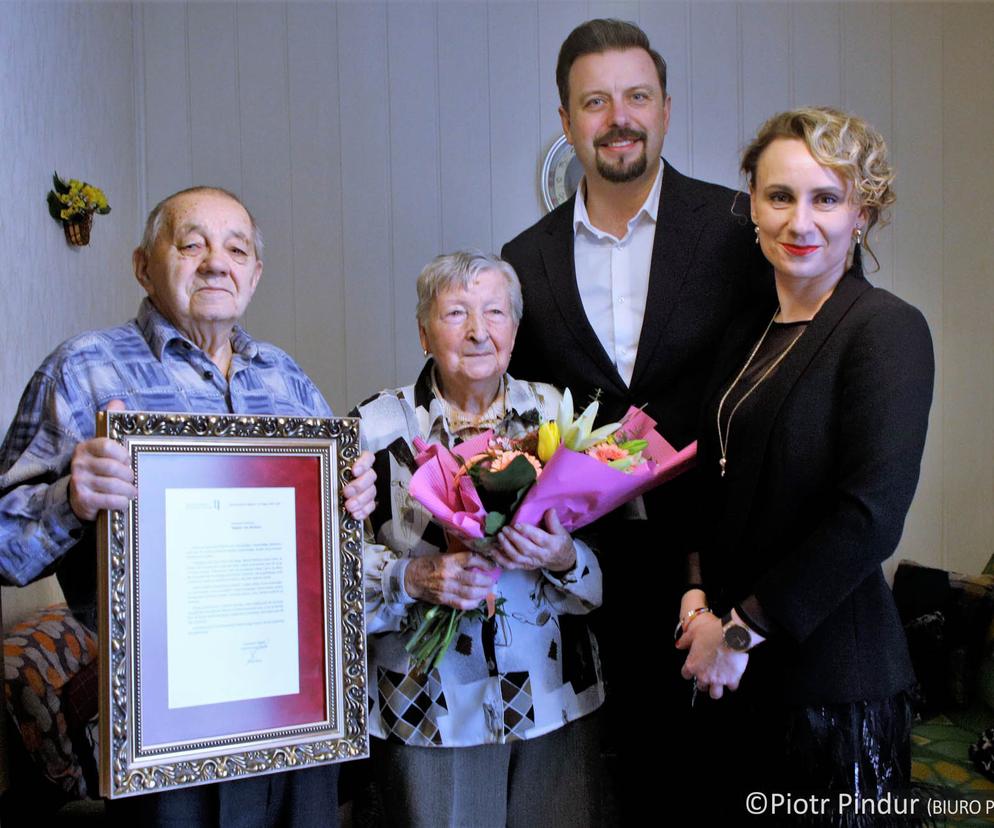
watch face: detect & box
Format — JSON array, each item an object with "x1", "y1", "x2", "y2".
[
  {"x1": 723, "y1": 624, "x2": 751, "y2": 652},
  {"x1": 541, "y1": 135, "x2": 584, "y2": 212}
]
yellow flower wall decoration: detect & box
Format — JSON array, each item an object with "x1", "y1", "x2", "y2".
[{"x1": 47, "y1": 171, "x2": 111, "y2": 247}]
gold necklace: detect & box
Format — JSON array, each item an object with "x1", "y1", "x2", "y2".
[{"x1": 715, "y1": 309, "x2": 806, "y2": 477}]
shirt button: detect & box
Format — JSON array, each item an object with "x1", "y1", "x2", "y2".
[{"x1": 202, "y1": 370, "x2": 213, "y2": 380}]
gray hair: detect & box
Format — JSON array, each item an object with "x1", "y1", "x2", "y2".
[
  {"x1": 416, "y1": 250, "x2": 523, "y2": 328},
  {"x1": 136, "y1": 186, "x2": 264, "y2": 262}
]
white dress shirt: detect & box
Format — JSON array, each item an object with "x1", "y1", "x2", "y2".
[{"x1": 572, "y1": 160, "x2": 663, "y2": 387}]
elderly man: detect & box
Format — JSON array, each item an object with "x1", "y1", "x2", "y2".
[
  {"x1": 0, "y1": 186, "x2": 374, "y2": 825},
  {"x1": 501, "y1": 18, "x2": 770, "y2": 820}
]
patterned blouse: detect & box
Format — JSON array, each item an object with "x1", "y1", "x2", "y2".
[{"x1": 351, "y1": 362, "x2": 604, "y2": 747}]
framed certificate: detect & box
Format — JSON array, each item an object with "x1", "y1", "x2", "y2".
[{"x1": 95, "y1": 411, "x2": 367, "y2": 799}]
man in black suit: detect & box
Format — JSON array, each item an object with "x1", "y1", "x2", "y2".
[{"x1": 501, "y1": 18, "x2": 767, "y2": 817}]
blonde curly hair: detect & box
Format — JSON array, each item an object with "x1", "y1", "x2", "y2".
[{"x1": 741, "y1": 107, "x2": 895, "y2": 269}]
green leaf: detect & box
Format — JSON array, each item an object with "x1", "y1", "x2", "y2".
[
  {"x1": 52, "y1": 171, "x2": 69, "y2": 195},
  {"x1": 47, "y1": 191, "x2": 63, "y2": 221},
  {"x1": 484, "y1": 510, "x2": 507, "y2": 535},
  {"x1": 476, "y1": 454, "x2": 536, "y2": 493}
]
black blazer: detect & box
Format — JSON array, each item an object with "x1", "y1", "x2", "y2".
[
  {"x1": 698, "y1": 266, "x2": 935, "y2": 705},
  {"x1": 502, "y1": 162, "x2": 770, "y2": 572},
  {"x1": 502, "y1": 161, "x2": 768, "y2": 451}
]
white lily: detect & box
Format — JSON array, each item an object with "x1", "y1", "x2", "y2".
[
  {"x1": 561, "y1": 397, "x2": 623, "y2": 452},
  {"x1": 556, "y1": 388, "x2": 573, "y2": 442}
]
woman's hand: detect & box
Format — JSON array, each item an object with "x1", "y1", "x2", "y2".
[
  {"x1": 405, "y1": 552, "x2": 498, "y2": 610},
  {"x1": 675, "y1": 613, "x2": 749, "y2": 699},
  {"x1": 494, "y1": 509, "x2": 576, "y2": 573}
]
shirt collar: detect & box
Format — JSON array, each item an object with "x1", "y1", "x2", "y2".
[
  {"x1": 414, "y1": 359, "x2": 532, "y2": 439},
  {"x1": 136, "y1": 297, "x2": 262, "y2": 363},
  {"x1": 572, "y1": 157, "x2": 664, "y2": 240}
]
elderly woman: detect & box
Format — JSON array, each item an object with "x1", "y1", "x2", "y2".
[
  {"x1": 352, "y1": 251, "x2": 604, "y2": 827},
  {"x1": 676, "y1": 108, "x2": 934, "y2": 818}
]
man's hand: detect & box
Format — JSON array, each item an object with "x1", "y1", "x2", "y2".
[
  {"x1": 343, "y1": 450, "x2": 376, "y2": 520},
  {"x1": 68, "y1": 400, "x2": 137, "y2": 521}
]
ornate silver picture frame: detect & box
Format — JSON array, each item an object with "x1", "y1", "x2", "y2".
[{"x1": 96, "y1": 411, "x2": 367, "y2": 799}]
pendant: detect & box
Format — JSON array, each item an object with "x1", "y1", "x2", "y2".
[{"x1": 719, "y1": 457, "x2": 727, "y2": 477}]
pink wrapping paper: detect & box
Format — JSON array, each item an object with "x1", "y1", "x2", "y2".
[{"x1": 409, "y1": 407, "x2": 696, "y2": 538}]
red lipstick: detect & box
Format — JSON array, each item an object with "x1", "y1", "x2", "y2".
[{"x1": 781, "y1": 243, "x2": 819, "y2": 256}]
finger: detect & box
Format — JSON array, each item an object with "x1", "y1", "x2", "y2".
[
  {"x1": 490, "y1": 548, "x2": 518, "y2": 571},
  {"x1": 343, "y1": 480, "x2": 376, "y2": 519},
  {"x1": 343, "y1": 465, "x2": 376, "y2": 500},
  {"x1": 709, "y1": 684, "x2": 724, "y2": 700},
  {"x1": 344, "y1": 498, "x2": 375, "y2": 521},
  {"x1": 509, "y1": 522, "x2": 552, "y2": 547},
  {"x1": 104, "y1": 399, "x2": 127, "y2": 412},
  {"x1": 351, "y1": 450, "x2": 375, "y2": 476},
  {"x1": 455, "y1": 567, "x2": 498, "y2": 590},
  {"x1": 76, "y1": 471, "x2": 138, "y2": 498},
  {"x1": 499, "y1": 526, "x2": 542, "y2": 559},
  {"x1": 76, "y1": 437, "x2": 132, "y2": 465},
  {"x1": 674, "y1": 633, "x2": 689, "y2": 650},
  {"x1": 442, "y1": 594, "x2": 489, "y2": 611},
  {"x1": 680, "y1": 662, "x2": 694, "y2": 680},
  {"x1": 453, "y1": 552, "x2": 498, "y2": 571},
  {"x1": 68, "y1": 484, "x2": 133, "y2": 521},
  {"x1": 494, "y1": 533, "x2": 534, "y2": 570},
  {"x1": 542, "y1": 508, "x2": 564, "y2": 535},
  {"x1": 74, "y1": 455, "x2": 135, "y2": 485},
  {"x1": 437, "y1": 581, "x2": 492, "y2": 609}
]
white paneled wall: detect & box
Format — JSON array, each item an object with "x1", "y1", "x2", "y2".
[
  {"x1": 0, "y1": 0, "x2": 143, "y2": 783},
  {"x1": 0, "y1": 3, "x2": 143, "y2": 623},
  {"x1": 2, "y1": 2, "x2": 993, "y2": 619},
  {"x1": 130, "y1": 1, "x2": 993, "y2": 576}
]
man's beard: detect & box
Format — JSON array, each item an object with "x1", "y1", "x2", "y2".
[{"x1": 595, "y1": 128, "x2": 648, "y2": 183}]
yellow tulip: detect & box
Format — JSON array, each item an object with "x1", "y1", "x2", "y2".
[{"x1": 537, "y1": 421, "x2": 560, "y2": 462}]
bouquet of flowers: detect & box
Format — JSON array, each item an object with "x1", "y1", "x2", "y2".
[{"x1": 403, "y1": 390, "x2": 696, "y2": 674}]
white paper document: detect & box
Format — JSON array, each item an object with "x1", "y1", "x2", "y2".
[{"x1": 165, "y1": 487, "x2": 299, "y2": 709}]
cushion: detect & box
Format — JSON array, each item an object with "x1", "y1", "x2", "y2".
[{"x1": 3, "y1": 603, "x2": 97, "y2": 798}]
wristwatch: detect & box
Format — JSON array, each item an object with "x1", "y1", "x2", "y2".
[{"x1": 721, "y1": 611, "x2": 752, "y2": 652}]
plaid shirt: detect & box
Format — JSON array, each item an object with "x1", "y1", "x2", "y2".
[
  {"x1": 353, "y1": 362, "x2": 604, "y2": 747},
  {"x1": 0, "y1": 298, "x2": 332, "y2": 628}
]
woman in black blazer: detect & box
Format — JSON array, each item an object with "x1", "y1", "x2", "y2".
[{"x1": 676, "y1": 108, "x2": 934, "y2": 820}]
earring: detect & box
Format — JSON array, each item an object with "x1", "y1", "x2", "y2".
[
  {"x1": 423, "y1": 348, "x2": 429, "y2": 358},
  {"x1": 754, "y1": 225, "x2": 760, "y2": 245},
  {"x1": 853, "y1": 226, "x2": 863, "y2": 246}
]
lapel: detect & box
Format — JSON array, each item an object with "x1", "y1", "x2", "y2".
[
  {"x1": 537, "y1": 196, "x2": 627, "y2": 393},
  {"x1": 630, "y1": 163, "x2": 707, "y2": 389},
  {"x1": 719, "y1": 269, "x2": 873, "y2": 537}
]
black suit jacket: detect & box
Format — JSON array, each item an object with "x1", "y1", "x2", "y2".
[
  {"x1": 502, "y1": 162, "x2": 769, "y2": 571},
  {"x1": 698, "y1": 266, "x2": 934, "y2": 704},
  {"x1": 503, "y1": 161, "x2": 768, "y2": 449}
]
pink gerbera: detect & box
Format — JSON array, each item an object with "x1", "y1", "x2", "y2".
[
  {"x1": 490, "y1": 450, "x2": 543, "y2": 477},
  {"x1": 586, "y1": 443, "x2": 628, "y2": 463}
]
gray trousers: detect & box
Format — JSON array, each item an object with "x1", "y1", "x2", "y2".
[{"x1": 370, "y1": 711, "x2": 603, "y2": 828}]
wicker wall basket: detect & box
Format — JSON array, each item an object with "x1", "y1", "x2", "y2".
[{"x1": 64, "y1": 213, "x2": 93, "y2": 246}]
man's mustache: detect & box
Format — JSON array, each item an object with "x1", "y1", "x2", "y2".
[{"x1": 596, "y1": 128, "x2": 647, "y2": 146}]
